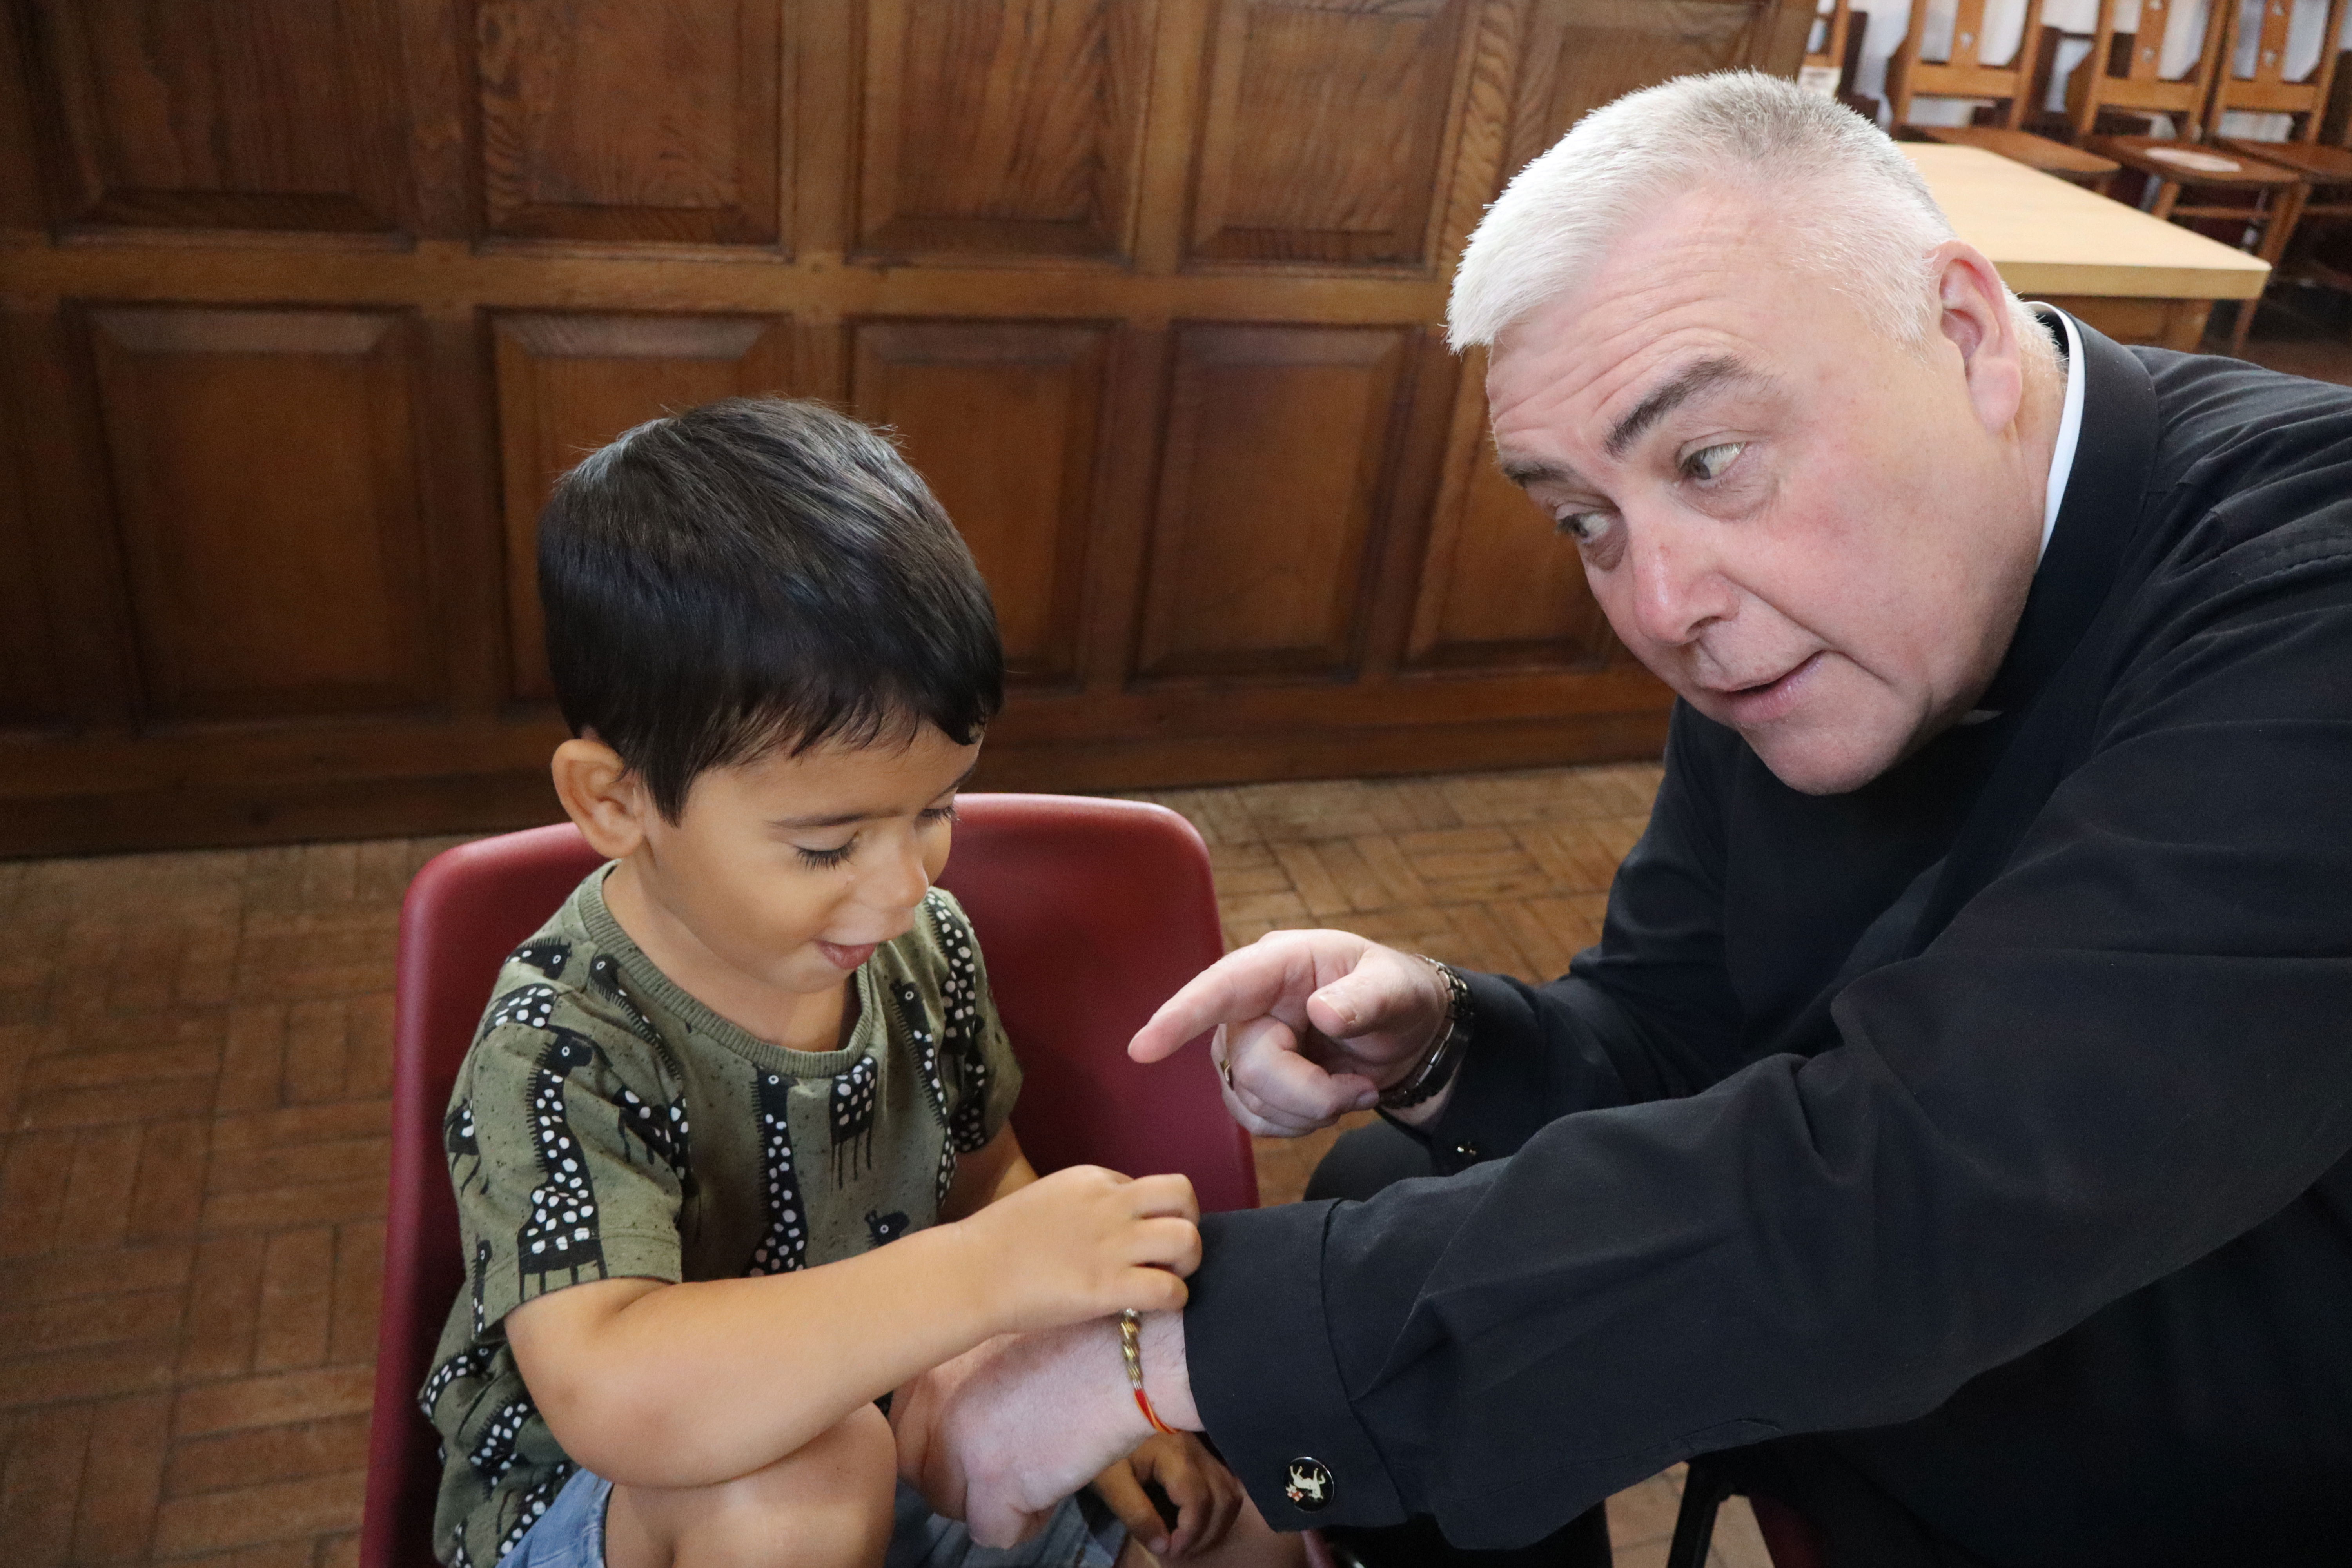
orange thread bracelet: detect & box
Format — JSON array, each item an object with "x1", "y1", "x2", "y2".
[{"x1": 1118, "y1": 1309, "x2": 1176, "y2": 1435}]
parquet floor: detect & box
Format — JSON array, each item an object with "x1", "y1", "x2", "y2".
[{"x1": 0, "y1": 761, "x2": 1775, "y2": 1568}]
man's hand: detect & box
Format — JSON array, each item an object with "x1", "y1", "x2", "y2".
[
  {"x1": 953, "y1": 1165, "x2": 1199, "y2": 1335},
  {"x1": 1091, "y1": 1433, "x2": 1245, "y2": 1560},
  {"x1": 1129, "y1": 931, "x2": 1454, "y2": 1135},
  {"x1": 893, "y1": 1312, "x2": 1197, "y2": 1549}
]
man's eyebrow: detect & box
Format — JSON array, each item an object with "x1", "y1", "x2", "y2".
[
  {"x1": 1604, "y1": 355, "x2": 1753, "y2": 460},
  {"x1": 1497, "y1": 454, "x2": 1590, "y2": 490},
  {"x1": 769, "y1": 760, "x2": 980, "y2": 831}
]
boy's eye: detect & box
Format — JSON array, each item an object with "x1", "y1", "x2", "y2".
[
  {"x1": 795, "y1": 838, "x2": 857, "y2": 871},
  {"x1": 1682, "y1": 441, "x2": 1745, "y2": 482},
  {"x1": 919, "y1": 801, "x2": 960, "y2": 826}
]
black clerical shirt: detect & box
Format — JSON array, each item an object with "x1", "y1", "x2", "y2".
[{"x1": 1184, "y1": 319, "x2": 2352, "y2": 1567}]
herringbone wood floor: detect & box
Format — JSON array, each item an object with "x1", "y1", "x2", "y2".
[{"x1": 0, "y1": 762, "x2": 1784, "y2": 1568}]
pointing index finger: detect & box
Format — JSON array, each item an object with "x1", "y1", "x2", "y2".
[{"x1": 1127, "y1": 942, "x2": 1311, "y2": 1063}]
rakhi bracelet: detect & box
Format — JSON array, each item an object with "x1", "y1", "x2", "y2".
[{"x1": 1118, "y1": 1309, "x2": 1177, "y2": 1435}]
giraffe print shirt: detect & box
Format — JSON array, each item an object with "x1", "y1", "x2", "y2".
[{"x1": 420, "y1": 869, "x2": 1019, "y2": 1568}]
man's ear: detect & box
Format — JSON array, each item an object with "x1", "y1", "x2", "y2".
[
  {"x1": 551, "y1": 736, "x2": 652, "y2": 860},
  {"x1": 1931, "y1": 239, "x2": 2025, "y2": 436}
]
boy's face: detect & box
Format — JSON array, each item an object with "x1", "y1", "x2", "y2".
[{"x1": 634, "y1": 724, "x2": 980, "y2": 1001}]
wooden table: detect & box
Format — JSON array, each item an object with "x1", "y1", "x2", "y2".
[{"x1": 1902, "y1": 143, "x2": 2271, "y2": 351}]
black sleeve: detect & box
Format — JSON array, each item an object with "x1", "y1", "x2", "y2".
[
  {"x1": 1410, "y1": 705, "x2": 1749, "y2": 1176},
  {"x1": 1187, "y1": 510, "x2": 2352, "y2": 1546}
]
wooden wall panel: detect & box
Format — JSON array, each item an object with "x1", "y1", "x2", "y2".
[
  {"x1": 85, "y1": 307, "x2": 438, "y2": 721},
  {"x1": 20, "y1": 0, "x2": 410, "y2": 233},
  {"x1": 490, "y1": 313, "x2": 793, "y2": 698},
  {"x1": 851, "y1": 322, "x2": 1108, "y2": 682},
  {"x1": 1408, "y1": 350, "x2": 1613, "y2": 670},
  {"x1": 0, "y1": 398, "x2": 61, "y2": 728},
  {"x1": 857, "y1": 0, "x2": 1153, "y2": 260},
  {"x1": 1530, "y1": 0, "x2": 1811, "y2": 156},
  {"x1": 1135, "y1": 325, "x2": 1408, "y2": 679},
  {"x1": 1190, "y1": 0, "x2": 1473, "y2": 266},
  {"x1": 477, "y1": 0, "x2": 785, "y2": 246},
  {"x1": 0, "y1": 0, "x2": 1808, "y2": 853}
]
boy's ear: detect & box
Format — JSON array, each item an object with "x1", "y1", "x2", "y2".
[{"x1": 551, "y1": 736, "x2": 652, "y2": 860}]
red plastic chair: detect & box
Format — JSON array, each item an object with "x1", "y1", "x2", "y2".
[{"x1": 359, "y1": 794, "x2": 1254, "y2": 1568}]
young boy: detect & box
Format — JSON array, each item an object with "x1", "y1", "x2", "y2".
[{"x1": 420, "y1": 399, "x2": 1298, "y2": 1568}]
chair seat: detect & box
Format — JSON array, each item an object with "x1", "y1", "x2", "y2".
[
  {"x1": 2086, "y1": 136, "x2": 2305, "y2": 185},
  {"x1": 1915, "y1": 124, "x2": 2119, "y2": 176},
  {"x1": 2215, "y1": 138, "x2": 2352, "y2": 185}
]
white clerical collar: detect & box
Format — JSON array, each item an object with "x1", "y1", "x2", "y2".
[
  {"x1": 1957, "y1": 305, "x2": 2083, "y2": 726},
  {"x1": 2033, "y1": 303, "x2": 2085, "y2": 563}
]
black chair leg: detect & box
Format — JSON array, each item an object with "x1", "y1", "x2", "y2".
[{"x1": 1665, "y1": 1458, "x2": 1735, "y2": 1568}]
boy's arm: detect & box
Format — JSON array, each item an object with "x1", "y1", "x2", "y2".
[
  {"x1": 940, "y1": 1123, "x2": 1036, "y2": 1219},
  {"x1": 506, "y1": 1162, "x2": 1198, "y2": 1491}
]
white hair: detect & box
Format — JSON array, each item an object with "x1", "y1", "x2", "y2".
[{"x1": 1448, "y1": 71, "x2": 2049, "y2": 364}]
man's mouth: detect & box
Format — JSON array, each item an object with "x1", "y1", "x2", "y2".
[{"x1": 1710, "y1": 652, "x2": 1822, "y2": 726}]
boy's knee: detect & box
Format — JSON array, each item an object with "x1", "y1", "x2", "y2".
[
  {"x1": 612, "y1": 1404, "x2": 899, "y2": 1568},
  {"x1": 732, "y1": 1403, "x2": 897, "y2": 1567},
  {"x1": 787, "y1": 1399, "x2": 900, "y2": 1521}
]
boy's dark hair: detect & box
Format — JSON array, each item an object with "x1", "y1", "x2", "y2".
[{"x1": 538, "y1": 397, "x2": 1003, "y2": 820}]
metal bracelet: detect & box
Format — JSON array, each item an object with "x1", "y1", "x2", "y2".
[{"x1": 1377, "y1": 956, "x2": 1471, "y2": 1110}]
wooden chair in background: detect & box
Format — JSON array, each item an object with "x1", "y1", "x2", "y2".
[
  {"x1": 2209, "y1": 0, "x2": 2352, "y2": 327},
  {"x1": 2070, "y1": 0, "x2": 2308, "y2": 351},
  {"x1": 1887, "y1": 0, "x2": 2123, "y2": 191},
  {"x1": 1800, "y1": 0, "x2": 1855, "y2": 98}
]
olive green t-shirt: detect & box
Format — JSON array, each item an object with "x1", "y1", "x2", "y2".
[{"x1": 419, "y1": 869, "x2": 1020, "y2": 1568}]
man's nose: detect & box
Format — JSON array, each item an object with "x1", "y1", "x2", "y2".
[{"x1": 1621, "y1": 514, "x2": 1736, "y2": 648}]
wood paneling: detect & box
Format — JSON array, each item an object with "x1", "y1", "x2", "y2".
[
  {"x1": 857, "y1": 0, "x2": 1153, "y2": 260},
  {"x1": 851, "y1": 322, "x2": 1108, "y2": 682},
  {"x1": 85, "y1": 307, "x2": 438, "y2": 722},
  {"x1": 0, "y1": 388, "x2": 61, "y2": 727},
  {"x1": 1409, "y1": 349, "x2": 1614, "y2": 671},
  {"x1": 476, "y1": 0, "x2": 785, "y2": 246},
  {"x1": 1190, "y1": 0, "x2": 1474, "y2": 267},
  {"x1": 20, "y1": 0, "x2": 410, "y2": 234},
  {"x1": 1529, "y1": 0, "x2": 1813, "y2": 156},
  {"x1": 490, "y1": 313, "x2": 793, "y2": 698},
  {"x1": 1136, "y1": 325, "x2": 1409, "y2": 679},
  {"x1": 0, "y1": 0, "x2": 1806, "y2": 854}
]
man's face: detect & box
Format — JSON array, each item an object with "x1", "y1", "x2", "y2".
[{"x1": 1486, "y1": 189, "x2": 2041, "y2": 794}]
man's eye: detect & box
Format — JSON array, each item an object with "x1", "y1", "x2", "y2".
[
  {"x1": 1555, "y1": 509, "x2": 1613, "y2": 544},
  {"x1": 1683, "y1": 441, "x2": 1745, "y2": 482}
]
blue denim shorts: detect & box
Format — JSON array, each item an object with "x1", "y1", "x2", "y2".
[{"x1": 493, "y1": 1465, "x2": 1124, "y2": 1568}]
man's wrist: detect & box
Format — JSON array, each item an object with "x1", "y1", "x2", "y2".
[
  {"x1": 1377, "y1": 957, "x2": 1471, "y2": 1114},
  {"x1": 1135, "y1": 1308, "x2": 1198, "y2": 1431}
]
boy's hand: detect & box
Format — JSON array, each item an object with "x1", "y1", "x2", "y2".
[
  {"x1": 957, "y1": 1165, "x2": 1200, "y2": 1334},
  {"x1": 1090, "y1": 1433, "x2": 1244, "y2": 1560}
]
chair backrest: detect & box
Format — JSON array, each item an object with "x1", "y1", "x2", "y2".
[
  {"x1": 2210, "y1": 0, "x2": 2350, "y2": 138},
  {"x1": 1799, "y1": 0, "x2": 1854, "y2": 97},
  {"x1": 2067, "y1": 0, "x2": 2233, "y2": 137},
  {"x1": 1887, "y1": 0, "x2": 2049, "y2": 129},
  {"x1": 360, "y1": 795, "x2": 1249, "y2": 1568}
]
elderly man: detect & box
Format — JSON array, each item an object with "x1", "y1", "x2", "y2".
[{"x1": 893, "y1": 72, "x2": 2352, "y2": 1566}]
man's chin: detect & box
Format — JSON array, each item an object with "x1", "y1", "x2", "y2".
[{"x1": 1743, "y1": 724, "x2": 1904, "y2": 796}]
